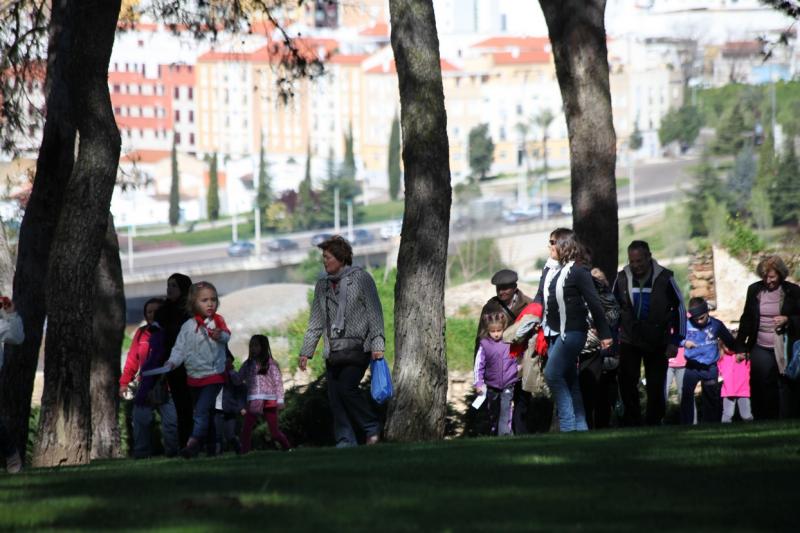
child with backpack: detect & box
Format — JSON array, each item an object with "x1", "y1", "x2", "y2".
[
  {"x1": 231, "y1": 335, "x2": 291, "y2": 452},
  {"x1": 212, "y1": 349, "x2": 247, "y2": 454}
]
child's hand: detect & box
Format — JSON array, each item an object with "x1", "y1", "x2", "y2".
[
  {"x1": 474, "y1": 385, "x2": 485, "y2": 395},
  {"x1": 208, "y1": 329, "x2": 222, "y2": 341},
  {"x1": 240, "y1": 408, "x2": 247, "y2": 416},
  {"x1": 684, "y1": 341, "x2": 696, "y2": 349},
  {"x1": 735, "y1": 353, "x2": 747, "y2": 363}
]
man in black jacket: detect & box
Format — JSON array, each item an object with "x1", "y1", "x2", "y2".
[{"x1": 613, "y1": 241, "x2": 686, "y2": 426}]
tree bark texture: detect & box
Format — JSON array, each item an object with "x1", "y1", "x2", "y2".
[
  {"x1": 90, "y1": 215, "x2": 125, "y2": 459},
  {"x1": 0, "y1": 221, "x2": 13, "y2": 296},
  {"x1": 33, "y1": 0, "x2": 122, "y2": 467},
  {"x1": 0, "y1": 0, "x2": 76, "y2": 461},
  {"x1": 539, "y1": 0, "x2": 619, "y2": 280},
  {"x1": 384, "y1": 0, "x2": 452, "y2": 441}
]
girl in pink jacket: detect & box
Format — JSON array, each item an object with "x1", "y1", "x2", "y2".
[
  {"x1": 232, "y1": 335, "x2": 291, "y2": 452},
  {"x1": 718, "y1": 344, "x2": 753, "y2": 423}
]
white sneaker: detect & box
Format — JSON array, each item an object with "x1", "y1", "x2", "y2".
[{"x1": 5, "y1": 451, "x2": 22, "y2": 474}]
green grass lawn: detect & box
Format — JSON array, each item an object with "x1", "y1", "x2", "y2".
[
  {"x1": 361, "y1": 199, "x2": 404, "y2": 223},
  {"x1": 133, "y1": 222, "x2": 254, "y2": 248},
  {"x1": 2, "y1": 421, "x2": 798, "y2": 530}
]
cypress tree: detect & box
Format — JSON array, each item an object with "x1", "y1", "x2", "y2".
[
  {"x1": 256, "y1": 132, "x2": 272, "y2": 218},
  {"x1": 773, "y1": 137, "x2": 800, "y2": 225},
  {"x1": 207, "y1": 152, "x2": 220, "y2": 221},
  {"x1": 296, "y1": 144, "x2": 316, "y2": 229},
  {"x1": 388, "y1": 115, "x2": 401, "y2": 200},
  {"x1": 168, "y1": 137, "x2": 180, "y2": 228}
]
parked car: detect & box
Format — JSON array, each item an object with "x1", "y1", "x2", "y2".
[
  {"x1": 267, "y1": 238, "x2": 299, "y2": 252},
  {"x1": 310, "y1": 233, "x2": 334, "y2": 247},
  {"x1": 350, "y1": 228, "x2": 374, "y2": 246},
  {"x1": 379, "y1": 220, "x2": 402, "y2": 240},
  {"x1": 503, "y1": 207, "x2": 541, "y2": 224},
  {"x1": 227, "y1": 240, "x2": 255, "y2": 257}
]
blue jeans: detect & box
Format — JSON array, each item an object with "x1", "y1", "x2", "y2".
[
  {"x1": 189, "y1": 384, "x2": 223, "y2": 442},
  {"x1": 544, "y1": 332, "x2": 588, "y2": 432},
  {"x1": 132, "y1": 399, "x2": 178, "y2": 458}
]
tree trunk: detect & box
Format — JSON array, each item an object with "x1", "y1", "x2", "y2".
[
  {"x1": 0, "y1": 220, "x2": 13, "y2": 295},
  {"x1": 539, "y1": 0, "x2": 619, "y2": 280},
  {"x1": 384, "y1": 0, "x2": 451, "y2": 441},
  {"x1": 0, "y1": 0, "x2": 76, "y2": 461},
  {"x1": 90, "y1": 215, "x2": 125, "y2": 459},
  {"x1": 33, "y1": 0, "x2": 122, "y2": 467}
]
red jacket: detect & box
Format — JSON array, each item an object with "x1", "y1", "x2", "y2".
[{"x1": 120, "y1": 326, "x2": 150, "y2": 390}]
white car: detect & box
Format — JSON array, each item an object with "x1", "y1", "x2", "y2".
[{"x1": 380, "y1": 219, "x2": 403, "y2": 240}]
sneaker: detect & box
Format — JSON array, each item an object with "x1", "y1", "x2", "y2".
[
  {"x1": 5, "y1": 451, "x2": 22, "y2": 474},
  {"x1": 179, "y1": 438, "x2": 200, "y2": 459}
]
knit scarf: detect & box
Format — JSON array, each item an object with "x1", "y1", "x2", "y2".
[
  {"x1": 327, "y1": 265, "x2": 362, "y2": 338},
  {"x1": 194, "y1": 313, "x2": 230, "y2": 335}
]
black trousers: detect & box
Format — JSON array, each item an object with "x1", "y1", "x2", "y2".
[
  {"x1": 0, "y1": 416, "x2": 15, "y2": 458},
  {"x1": 167, "y1": 364, "x2": 194, "y2": 447},
  {"x1": 579, "y1": 352, "x2": 618, "y2": 429},
  {"x1": 512, "y1": 381, "x2": 530, "y2": 435},
  {"x1": 619, "y1": 343, "x2": 668, "y2": 426},
  {"x1": 326, "y1": 362, "x2": 380, "y2": 447}
]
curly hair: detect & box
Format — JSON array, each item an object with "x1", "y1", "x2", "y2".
[
  {"x1": 318, "y1": 235, "x2": 353, "y2": 266},
  {"x1": 550, "y1": 227, "x2": 586, "y2": 265},
  {"x1": 756, "y1": 255, "x2": 789, "y2": 282}
]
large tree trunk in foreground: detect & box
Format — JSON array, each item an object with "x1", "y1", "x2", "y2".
[
  {"x1": 33, "y1": 0, "x2": 122, "y2": 467},
  {"x1": 540, "y1": 0, "x2": 619, "y2": 280},
  {"x1": 90, "y1": 215, "x2": 125, "y2": 459},
  {"x1": 0, "y1": 0, "x2": 76, "y2": 461},
  {"x1": 384, "y1": 0, "x2": 451, "y2": 441}
]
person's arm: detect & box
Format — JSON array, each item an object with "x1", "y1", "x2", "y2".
[
  {"x1": 120, "y1": 328, "x2": 144, "y2": 390},
  {"x1": 575, "y1": 268, "x2": 612, "y2": 340},
  {"x1": 299, "y1": 282, "x2": 326, "y2": 359},
  {"x1": 473, "y1": 345, "x2": 486, "y2": 391},
  {"x1": 362, "y1": 272, "x2": 386, "y2": 357},
  {"x1": 270, "y1": 361, "x2": 285, "y2": 405},
  {"x1": 716, "y1": 319, "x2": 743, "y2": 354},
  {"x1": 0, "y1": 311, "x2": 24, "y2": 346},
  {"x1": 166, "y1": 323, "x2": 190, "y2": 368},
  {"x1": 667, "y1": 276, "x2": 687, "y2": 347}
]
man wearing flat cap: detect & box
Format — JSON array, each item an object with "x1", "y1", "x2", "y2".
[{"x1": 475, "y1": 269, "x2": 533, "y2": 433}]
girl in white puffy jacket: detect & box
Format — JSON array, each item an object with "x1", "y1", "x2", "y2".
[
  {"x1": 166, "y1": 282, "x2": 230, "y2": 458},
  {"x1": 0, "y1": 296, "x2": 24, "y2": 473}
]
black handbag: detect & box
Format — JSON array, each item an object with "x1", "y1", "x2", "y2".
[
  {"x1": 145, "y1": 375, "x2": 170, "y2": 407},
  {"x1": 325, "y1": 296, "x2": 369, "y2": 366}
]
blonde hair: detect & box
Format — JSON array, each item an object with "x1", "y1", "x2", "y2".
[{"x1": 186, "y1": 281, "x2": 219, "y2": 315}]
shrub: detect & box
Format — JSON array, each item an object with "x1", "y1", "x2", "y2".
[{"x1": 724, "y1": 217, "x2": 764, "y2": 257}]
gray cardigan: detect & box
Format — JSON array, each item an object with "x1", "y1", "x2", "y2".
[{"x1": 300, "y1": 269, "x2": 385, "y2": 358}]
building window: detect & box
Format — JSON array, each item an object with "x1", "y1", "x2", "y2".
[
  {"x1": 174, "y1": 87, "x2": 180, "y2": 99},
  {"x1": 189, "y1": 110, "x2": 194, "y2": 123},
  {"x1": 188, "y1": 87, "x2": 193, "y2": 100},
  {"x1": 175, "y1": 110, "x2": 180, "y2": 121},
  {"x1": 112, "y1": 84, "x2": 120, "y2": 93},
  {"x1": 189, "y1": 133, "x2": 195, "y2": 145},
  {"x1": 175, "y1": 132, "x2": 181, "y2": 144}
]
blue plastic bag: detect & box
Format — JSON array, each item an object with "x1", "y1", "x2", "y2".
[
  {"x1": 786, "y1": 340, "x2": 800, "y2": 381},
  {"x1": 370, "y1": 358, "x2": 393, "y2": 404}
]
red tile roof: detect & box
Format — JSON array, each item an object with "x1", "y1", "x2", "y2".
[
  {"x1": 328, "y1": 54, "x2": 370, "y2": 66},
  {"x1": 365, "y1": 59, "x2": 460, "y2": 74},
  {"x1": 472, "y1": 36, "x2": 551, "y2": 51},
  {"x1": 491, "y1": 50, "x2": 551, "y2": 65},
  {"x1": 121, "y1": 150, "x2": 171, "y2": 164},
  {"x1": 359, "y1": 22, "x2": 389, "y2": 38},
  {"x1": 198, "y1": 37, "x2": 339, "y2": 64}
]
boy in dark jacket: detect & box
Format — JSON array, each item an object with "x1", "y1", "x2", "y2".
[{"x1": 213, "y1": 350, "x2": 247, "y2": 454}]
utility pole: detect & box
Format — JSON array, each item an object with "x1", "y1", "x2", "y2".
[
  {"x1": 254, "y1": 206, "x2": 261, "y2": 257},
  {"x1": 628, "y1": 146, "x2": 636, "y2": 210},
  {"x1": 346, "y1": 200, "x2": 354, "y2": 242},
  {"x1": 334, "y1": 186, "x2": 340, "y2": 234}
]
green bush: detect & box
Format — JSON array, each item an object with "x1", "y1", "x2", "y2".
[{"x1": 724, "y1": 217, "x2": 764, "y2": 257}]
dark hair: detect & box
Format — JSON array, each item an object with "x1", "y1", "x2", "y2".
[
  {"x1": 249, "y1": 334, "x2": 272, "y2": 374},
  {"x1": 318, "y1": 235, "x2": 353, "y2": 266},
  {"x1": 756, "y1": 255, "x2": 789, "y2": 282},
  {"x1": 627, "y1": 240, "x2": 651, "y2": 255},
  {"x1": 186, "y1": 281, "x2": 219, "y2": 315},
  {"x1": 142, "y1": 297, "x2": 164, "y2": 317},
  {"x1": 483, "y1": 312, "x2": 508, "y2": 333},
  {"x1": 168, "y1": 273, "x2": 193, "y2": 299},
  {"x1": 551, "y1": 228, "x2": 586, "y2": 265},
  {"x1": 688, "y1": 296, "x2": 706, "y2": 309}
]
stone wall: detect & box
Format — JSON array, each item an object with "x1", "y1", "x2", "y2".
[{"x1": 688, "y1": 248, "x2": 716, "y2": 309}]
